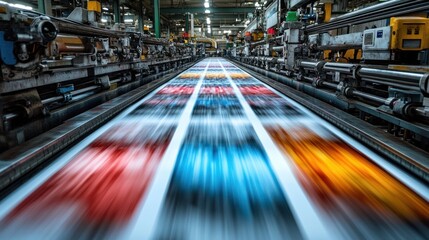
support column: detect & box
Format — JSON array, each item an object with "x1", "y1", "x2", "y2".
[
  {"x1": 185, "y1": 13, "x2": 189, "y2": 34},
  {"x1": 38, "y1": 0, "x2": 52, "y2": 15},
  {"x1": 190, "y1": 13, "x2": 194, "y2": 38},
  {"x1": 113, "y1": 0, "x2": 120, "y2": 23},
  {"x1": 38, "y1": 0, "x2": 45, "y2": 14},
  {"x1": 277, "y1": 0, "x2": 282, "y2": 28},
  {"x1": 154, "y1": 0, "x2": 160, "y2": 38},
  {"x1": 324, "y1": 2, "x2": 332, "y2": 22},
  {"x1": 138, "y1": 1, "x2": 144, "y2": 32}
]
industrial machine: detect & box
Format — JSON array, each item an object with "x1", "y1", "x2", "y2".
[
  {"x1": 0, "y1": 1, "x2": 429, "y2": 239},
  {"x1": 0, "y1": 3, "x2": 199, "y2": 151},
  {"x1": 230, "y1": 0, "x2": 429, "y2": 152}
]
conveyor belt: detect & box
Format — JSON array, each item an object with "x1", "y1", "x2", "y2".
[{"x1": 0, "y1": 58, "x2": 428, "y2": 239}]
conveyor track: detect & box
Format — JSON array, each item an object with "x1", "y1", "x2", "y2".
[{"x1": 0, "y1": 58, "x2": 428, "y2": 240}]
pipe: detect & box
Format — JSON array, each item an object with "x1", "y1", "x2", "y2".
[
  {"x1": 352, "y1": 90, "x2": 386, "y2": 104},
  {"x1": 330, "y1": 0, "x2": 404, "y2": 22},
  {"x1": 323, "y1": 62, "x2": 357, "y2": 74},
  {"x1": 360, "y1": 78, "x2": 421, "y2": 91},
  {"x1": 250, "y1": 40, "x2": 266, "y2": 46},
  {"x1": 41, "y1": 85, "x2": 101, "y2": 105},
  {"x1": 414, "y1": 107, "x2": 429, "y2": 118},
  {"x1": 321, "y1": 82, "x2": 337, "y2": 89},
  {"x1": 359, "y1": 68, "x2": 425, "y2": 84},
  {"x1": 232, "y1": 60, "x2": 351, "y2": 110},
  {"x1": 307, "y1": 0, "x2": 429, "y2": 33}
]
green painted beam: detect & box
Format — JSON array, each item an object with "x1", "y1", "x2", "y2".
[
  {"x1": 160, "y1": 7, "x2": 254, "y2": 14},
  {"x1": 169, "y1": 14, "x2": 243, "y2": 20},
  {"x1": 185, "y1": 14, "x2": 189, "y2": 33},
  {"x1": 38, "y1": 0, "x2": 45, "y2": 14},
  {"x1": 38, "y1": 0, "x2": 52, "y2": 15},
  {"x1": 113, "y1": 0, "x2": 120, "y2": 23},
  {"x1": 154, "y1": 0, "x2": 160, "y2": 38}
]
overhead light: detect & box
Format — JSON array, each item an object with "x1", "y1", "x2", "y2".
[
  {"x1": 102, "y1": 7, "x2": 108, "y2": 11},
  {"x1": 255, "y1": 2, "x2": 259, "y2": 7},
  {"x1": 206, "y1": 17, "x2": 211, "y2": 24},
  {"x1": 124, "y1": 14, "x2": 134, "y2": 23},
  {"x1": 0, "y1": 1, "x2": 33, "y2": 10},
  {"x1": 204, "y1": 2, "x2": 209, "y2": 8},
  {"x1": 182, "y1": 28, "x2": 185, "y2": 31},
  {"x1": 208, "y1": 28, "x2": 211, "y2": 33},
  {"x1": 101, "y1": 18, "x2": 107, "y2": 23},
  {"x1": 205, "y1": 9, "x2": 210, "y2": 14}
]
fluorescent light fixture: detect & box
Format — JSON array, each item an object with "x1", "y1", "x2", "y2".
[
  {"x1": 102, "y1": 7, "x2": 108, "y2": 11},
  {"x1": 124, "y1": 19, "x2": 133, "y2": 23},
  {"x1": 101, "y1": 18, "x2": 107, "y2": 23},
  {"x1": 206, "y1": 17, "x2": 211, "y2": 24},
  {"x1": 204, "y1": 2, "x2": 209, "y2": 8},
  {"x1": 182, "y1": 28, "x2": 185, "y2": 31},
  {"x1": 205, "y1": 9, "x2": 210, "y2": 14},
  {"x1": 255, "y1": 2, "x2": 259, "y2": 7},
  {"x1": 208, "y1": 28, "x2": 211, "y2": 33},
  {"x1": 0, "y1": 1, "x2": 33, "y2": 10}
]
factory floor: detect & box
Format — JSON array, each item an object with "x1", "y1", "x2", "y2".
[{"x1": 0, "y1": 58, "x2": 428, "y2": 239}]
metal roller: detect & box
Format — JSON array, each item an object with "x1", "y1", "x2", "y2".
[
  {"x1": 323, "y1": 62, "x2": 358, "y2": 74},
  {"x1": 359, "y1": 68, "x2": 423, "y2": 83},
  {"x1": 297, "y1": 60, "x2": 326, "y2": 72}
]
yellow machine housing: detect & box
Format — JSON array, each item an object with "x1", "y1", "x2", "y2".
[
  {"x1": 390, "y1": 17, "x2": 429, "y2": 51},
  {"x1": 87, "y1": 1, "x2": 101, "y2": 13}
]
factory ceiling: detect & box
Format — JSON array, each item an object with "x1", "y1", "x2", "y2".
[{"x1": 159, "y1": 0, "x2": 258, "y2": 27}]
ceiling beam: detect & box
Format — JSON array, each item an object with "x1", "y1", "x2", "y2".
[
  {"x1": 160, "y1": 7, "x2": 255, "y2": 14},
  {"x1": 168, "y1": 14, "x2": 244, "y2": 20}
]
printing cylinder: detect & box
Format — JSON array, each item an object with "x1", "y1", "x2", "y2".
[
  {"x1": 358, "y1": 68, "x2": 424, "y2": 85},
  {"x1": 323, "y1": 62, "x2": 357, "y2": 74}
]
